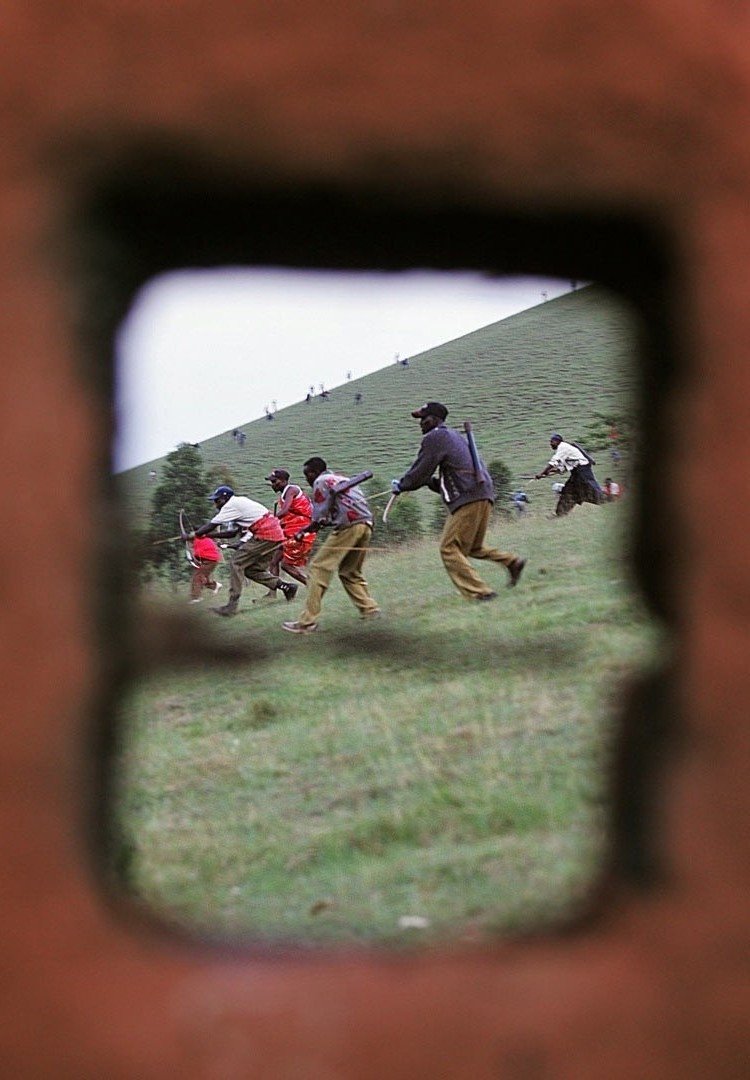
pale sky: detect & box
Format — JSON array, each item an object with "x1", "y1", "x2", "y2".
[{"x1": 113, "y1": 269, "x2": 571, "y2": 471}]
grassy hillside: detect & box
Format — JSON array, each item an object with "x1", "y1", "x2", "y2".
[
  {"x1": 116, "y1": 505, "x2": 658, "y2": 945},
  {"x1": 114, "y1": 285, "x2": 652, "y2": 945},
  {"x1": 119, "y1": 285, "x2": 638, "y2": 522}
]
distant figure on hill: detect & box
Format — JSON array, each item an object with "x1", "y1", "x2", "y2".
[
  {"x1": 191, "y1": 485, "x2": 297, "y2": 616},
  {"x1": 265, "y1": 468, "x2": 315, "y2": 588},
  {"x1": 282, "y1": 457, "x2": 380, "y2": 634},
  {"x1": 391, "y1": 402, "x2": 525, "y2": 601},
  {"x1": 354, "y1": 391, "x2": 363, "y2": 404},
  {"x1": 534, "y1": 433, "x2": 604, "y2": 516}
]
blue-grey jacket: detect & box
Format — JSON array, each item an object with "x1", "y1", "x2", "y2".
[{"x1": 398, "y1": 423, "x2": 494, "y2": 511}]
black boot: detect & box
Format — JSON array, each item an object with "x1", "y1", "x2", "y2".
[
  {"x1": 278, "y1": 582, "x2": 298, "y2": 602},
  {"x1": 213, "y1": 602, "x2": 238, "y2": 617}
]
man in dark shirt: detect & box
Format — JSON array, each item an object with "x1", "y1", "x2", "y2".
[{"x1": 392, "y1": 402, "x2": 526, "y2": 601}]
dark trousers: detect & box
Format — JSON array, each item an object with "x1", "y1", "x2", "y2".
[
  {"x1": 226, "y1": 539, "x2": 283, "y2": 608},
  {"x1": 556, "y1": 465, "x2": 605, "y2": 516}
]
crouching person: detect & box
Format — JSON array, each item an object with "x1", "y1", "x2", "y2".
[{"x1": 192, "y1": 485, "x2": 297, "y2": 616}]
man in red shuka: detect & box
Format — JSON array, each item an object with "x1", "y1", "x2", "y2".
[{"x1": 265, "y1": 468, "x2": 316, "y2": 587}]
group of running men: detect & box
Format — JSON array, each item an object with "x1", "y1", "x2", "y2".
[{"x1": 187, "y1": 402, "x2": 606, "y2": 634}]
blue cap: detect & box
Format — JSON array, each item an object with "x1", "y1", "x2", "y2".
[{"x1": 208, "y1": 485, "x2": 234, "y2": 501}]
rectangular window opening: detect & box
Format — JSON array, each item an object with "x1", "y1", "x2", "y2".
[{"x1": 108, "y1": 265, "x2": 665, "y2": 947}]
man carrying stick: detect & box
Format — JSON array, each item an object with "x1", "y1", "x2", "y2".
[
  {"x1": 534, "y1": 433, "x2": 605, "y2": 515},
  {"x1": 391, "y1": 402, "x2": 526, "y2": 601},
  {"x1": 282, "y1": 457, "x2": 381, "y2": 634}
]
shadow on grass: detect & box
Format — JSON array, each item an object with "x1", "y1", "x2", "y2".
[{"x1": 322, "y1": 625, "x2": 580, "y2": 672}]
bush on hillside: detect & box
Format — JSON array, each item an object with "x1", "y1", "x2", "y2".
[
  {"x1": 577, "y1": 412, "x2": 634, "y2": 455},
  {"x1": 144, "y1": 443, "x2": 210, "y2": 585},
  {"x1": 382, "y1": 496, "x2": 423, "y2": 545},
  {"x1": 366, "y1": 475, "x2": 423, "y2": 545},
  {"x1": 487, "y1": 459, "x2": 513, "y2": 505}
]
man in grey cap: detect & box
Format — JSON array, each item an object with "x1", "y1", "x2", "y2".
[
  {"x1": 391, "y1": 402, "x2": 525, "y2": 601},
  {"x1": 534, "y1": 433, "x2": 604, "y2": 515}
]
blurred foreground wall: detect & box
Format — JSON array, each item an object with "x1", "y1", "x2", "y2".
[{"x1": 1, "y1": 2, "x2": 748, "y2": 1076}]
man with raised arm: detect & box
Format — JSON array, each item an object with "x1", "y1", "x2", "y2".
[
  {"x1": 392, "y1": 402, "x2": 525, "y2": 601},
  {"x1": 282, "y1": 457, "x2": 381, "y2": 634}
]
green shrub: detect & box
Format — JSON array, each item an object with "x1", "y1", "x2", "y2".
[
  {"x1": 145, "y1": 443, "x2": 209, "y2": 583},
  {"x1": 487, "y1": 459, "x2": 512, "y2": 504},
  {"x1": 365, "y1": 475, "x2": 423, "y2": 545}
]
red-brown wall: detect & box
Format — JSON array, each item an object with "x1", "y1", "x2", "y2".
[{"x1": 1, "y1": 3, "x2": 748, "y2": 1075}]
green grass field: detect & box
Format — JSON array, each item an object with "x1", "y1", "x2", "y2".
[{"x1": 115, "y1": 500, "x2": 660, "y2": 947}]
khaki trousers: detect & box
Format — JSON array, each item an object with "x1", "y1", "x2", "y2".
[
  {"x1": 439, "y1": 500, "x2": 517, "y2": 599},
  {"x1": 227, "y1": 539, "x2": 283, "y2": 608},
  {"x1": 297, "y1": 523, "x2": 380, "y2": 626}
]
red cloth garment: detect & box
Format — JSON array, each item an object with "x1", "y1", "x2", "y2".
[
  {"x1": 250, "y1": 513, "x2": 285, "y2": 542},
  {"x1": 280, "y1": 489, "x2": 313, "y2": 537},
  {"x1": 282, "y1": 532, "x2": 316, "y2": 567},
  {"x1": 193, "y1": 535, "x2": 222, "y2": 562}
]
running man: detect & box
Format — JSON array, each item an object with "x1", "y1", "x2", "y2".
[
  {"x1": 192, "y1": 485, "x2": 298, "y2": 616},
  {"x1": 282, "y1": 457, "x2": 381, "y2": 634},
  {"x1": 391, "y1": 401, "x2": 525, "y2": 601},
  {"x1": 265, "y1": 468, "x2": 315, "y2": 586},
  {"x1": 534, "y1": 433, "x2": 605, "y2": 515}
]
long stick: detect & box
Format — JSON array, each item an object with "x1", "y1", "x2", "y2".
[
  {"x1": 151, "y1": 534, "x2": 183, "y2": 545},
  {"x1": 382, "y1": 492, "x2": 399, "y2": 524},
  {"x1": 464, "y1": 419, "x2": 482, "y2": 482},
  {"x1": 309, "y1": 544, "x2": 394, "y2": 552}
]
